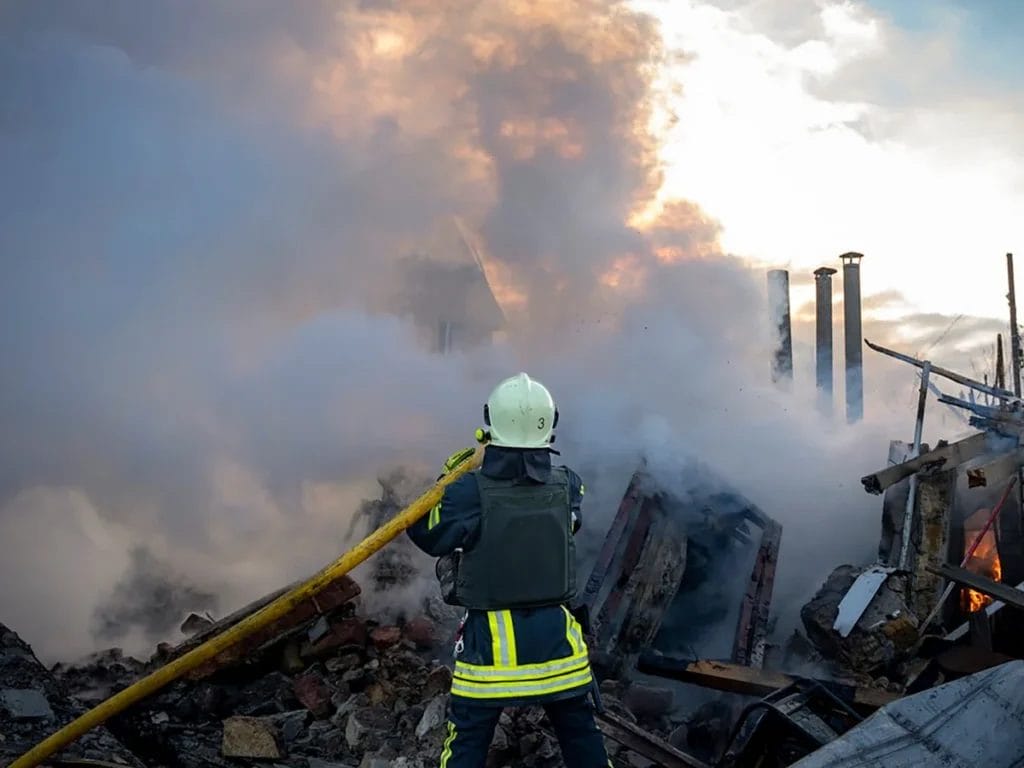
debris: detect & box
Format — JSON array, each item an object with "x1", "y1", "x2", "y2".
[
  {"x1": 401, "y1": 617, "x2": 438, "y2": 649},
  {"x1": 637, "y1": 655, "x2": 898, "y2": 710},
  {"x1": 0, "y1": 689, "x2": 54, "y2": 721},
  {"x1": 800, "y1": 565, "x2": 919, "y2": 675},
  {"x1": 294, "y1": 669, "x2": 334, "y2": 718},
  {"x1": 369, "y1": 626, "x2": 402, "y2": 651},
  {"x1": 221, "y1": 716, "x2": 282, "y2": 759},
  {"x1": 832, "y1": 565, "x2": 896, "y2": 638},
  {"x1": 927, "y1": 563, "x2": 1024, "y2": 611},
  {"x1": 860, "y1": 431, "x2": 992, "y2": 495},
  {"x1": 623, "y1": 683, "x2": 674, "y2": 722},
  {"x1": 414, "y1": 695, "x2": 446, "y2": 739},
  {"x1": 790, "y1": 661, "x2": 1024, "y2": 767}
]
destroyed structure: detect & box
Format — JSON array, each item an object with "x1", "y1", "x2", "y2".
[{"x1": 6, "y1": 257, "x2": 1024, "y2": 767}]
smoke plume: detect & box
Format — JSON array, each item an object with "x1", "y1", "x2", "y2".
[{"x1": 0, "y1": 0, "x2": 960, "y2": 662}]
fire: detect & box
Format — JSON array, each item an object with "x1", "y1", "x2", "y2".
[{"x1": 960, "y1": 507, "x2": 1003, "y2": 613}]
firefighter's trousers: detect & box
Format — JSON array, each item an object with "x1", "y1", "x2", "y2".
[{"x1": 438, "y1": 694, "x2": 610, "y2": 767}]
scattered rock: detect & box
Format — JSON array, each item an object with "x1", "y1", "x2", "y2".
[
  {"x1": 422, "y1": 666, "x2": 453, "y2": 699},
  {"x1": 370, "y1": 626, "x2": 402, "y2": 651},
  {"x1": 294, "y1": 670, "x2": 334, "y2": 718},
  {"x1": 415, "y1": 695, "x2": 447, "y2": 739},
  {"x1": 402, "y1": 617, "x2": 438, "y2": 649},
  {"x1": 269, "y1": 709, "x2": 310, "y2": 743},
  {"x1": 346, "y1": 707, "x2": 395, "y2": 751},
  {"x1": 623, "y1": 683, "x2": 674, "y2": 721},
  {"x1": 221, "y1": 716, "x2": 282, "y2": 759},
  {"x1": 0, "y1": 688, "x2": 54, "y2": 721}
]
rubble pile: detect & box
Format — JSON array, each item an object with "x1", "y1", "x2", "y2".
[
  {"x1": 0, "y1": 623, "x2": 142, "y2": 766},
  {"x1": 2, "y1": 579, "x2": 693, "y2": 768}
]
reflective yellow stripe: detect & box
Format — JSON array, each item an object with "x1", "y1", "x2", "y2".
[
  {"x1": 500, "y1": 610, "x2": 517, "y2": 667},
  {"x1": 562, "y1": 607, "x2": 584, "y2": 656},
  {"x1": 455, "y1": 651, "x2": 589, "y2": 681},
  {"x1": 487, "y1": 610, "x2": 516, "y2": 667},
  {"x1": 440, "y1": 721, "x2": 456, "y2": 766},
  {"x1": 428, "y1": 501, "x2": 441, "y2": 530},
  {"x1": 580, "y1": 483, "x2": 585, "y2": 495},
  {"x1": 451, "y1": 668, "x2": 593, "y2": 699}
]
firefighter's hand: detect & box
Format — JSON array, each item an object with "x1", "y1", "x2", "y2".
[{"x1": 438, "y1": 447, "x2": 476, "y2": 480}]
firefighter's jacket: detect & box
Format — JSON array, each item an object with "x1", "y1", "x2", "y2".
[{"x1": 407, "y1": 446, "x2": 593, "y2": 706}]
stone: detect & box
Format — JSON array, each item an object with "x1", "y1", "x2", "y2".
[
  {"x1": 370, "y1": 626, "x2": 402, "y2": 651},
  {"x1": 345, "y1": 707, "x2": 395, "y2": 751},
  {"x1": 268, "y1": 709, "x2": 310, "y2": 743},
  {"x1": 294, "y1": 671, "x2": 333, "y2": 718},
  {"x1": 221, "y1": 716, "x2": 281, "y2": 759},
  {"x1": 403, "y1": 617, "x2": 439, "y2": 649},
  {"x1": 623, "y1": 683, "x2": 674, "y2": 721},
  {"x1": 326, "y1": 653, "x2": 363, "y2": 674},
  {"x1": 491, "y1": 725, "x2": 510, "y2": 751},
  {"x1": 626, "y1": 752, "x2": 656, "y2": 768},
  {"x1": 422, "y1": 666, "x2": 453, "y2": 699},
  {"x1": 311, "y1": 619, "x2": 368, "y2": 657},
  {"x1": 391, "y1": 758, "x2": 425, "y2": 768},
  {"x1": 668, "y1": 724, "x2": 689, "y2": 750},
  {"x1": 0, "y1": 689, "x2": 54, "y2": 721},
  {"x1": 307, "y1": 760, "x2": 358, "y2": 768},
  {"x1": 415, "y1": 695, "x2": 447, "y2": 739},
  {"x1": 331, "y1": 692, "x2": 368, "y2": 729},
  {"x1": 359, "y1": 757, "x2": 391, "y2": 768},
  {"x1": 298, "y1": 721, "x2": 345, "y2": 753}
]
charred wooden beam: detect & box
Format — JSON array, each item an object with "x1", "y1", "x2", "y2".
[
  {"x1": 861, "y1": 432, "x2": 993, "y2": 495},
  {"x1": 926, "y1": 564, "x2": 1024, "y2": 611},
  {"x1": 594, "y1": 710, "x2": 710, "y2": 768},
  {"x1": 732, "y1": 519, "x2": 781, "y2": 668},
  {"x1": 864, "y1": 339, "x2": 1018, "y2": 401},
  {"x1": 637, "y1": 655, "x2": 899, "y2": 711}
]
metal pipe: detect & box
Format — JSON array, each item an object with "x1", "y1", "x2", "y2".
[
  {"x1": 898, "y1": 361, "x2": 931, "y2": 570},
  {"x1": 767, "y1": 269, "x2": 793, "y2": 385},
  {"x1": 814, "y1": 267, "x2": 838, "y2": 413},
  {"x1": 841, "y1": 252, "x2": 864, "y2": 422},
  {"x1": 1008, "y1": 253, "x2": 1021, "y2": 396},
  {"x1": 997, "y1": 333, "x2": 1006, "y2": 391}
]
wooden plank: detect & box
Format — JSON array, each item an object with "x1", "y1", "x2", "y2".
[
  {"x1": 615, "y1": 513, "x2": 687, "y2": 655},
  {"x1": 637, "y1": 655, "x2": 899, "y2": 711},
  {"x1": 733, "y1": 519, "x2": 781, "y2": 668},
  {"x1": 860, "y1": 432, "x2": 991, "y2": 495},
  {"x1": 926, "y1": 564, "x2": 1024, "y2": 611},
  {"x1": 594, "y1": 710, "x2": 710, "y2": 768}
]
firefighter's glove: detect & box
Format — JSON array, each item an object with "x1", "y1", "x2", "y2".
[{"x1": 438, "y1": 447, "x2": 476, "y2": 481}]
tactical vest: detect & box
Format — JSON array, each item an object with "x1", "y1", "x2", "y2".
[{"x1": 440, "y1": 468, "x2": 576, "y2": 610}]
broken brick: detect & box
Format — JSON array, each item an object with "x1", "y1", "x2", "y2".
[
  {"x1": 311, "y1": 618, "x2": 368, "y2": 657},
  {"x1": 402, "y1": 617, "x2": 439, "y2": 649},
  {"x1": 294, "y1": 671, "x2": 334, "y2": 718},
  {"x1": 221, "y1": 716, "x2": 282, "y2": 759},
  {"x1": 370, "y1": 626, "x2": 402, "y2": 651}
]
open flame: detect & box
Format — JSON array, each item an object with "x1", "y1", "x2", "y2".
[{"x1": 960, "y1": 507, "x2": 1003, "y2": 613}]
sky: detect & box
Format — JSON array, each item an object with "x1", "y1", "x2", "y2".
[
  {"x1": 0, "y1": 0, "x2": 1019, "y2": 662},
  {"x1": 632, "y1": 0, "x2": 1023, "y2": 322}
]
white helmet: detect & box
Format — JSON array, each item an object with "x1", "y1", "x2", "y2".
[{"x1": 484, "y1": 372, "x2": 558, "y2": 449}]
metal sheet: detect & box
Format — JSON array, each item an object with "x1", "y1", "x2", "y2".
[
  {"x1": 791, "y1": 660, "x2": 1024, "y2": 768},
  {"x1": 832, "y1": 566, "x2": 895, "y2": 638}
]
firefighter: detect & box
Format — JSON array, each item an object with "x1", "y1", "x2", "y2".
[{"x1": 407, "y1": 372, "x2": 610, "y2": 768}]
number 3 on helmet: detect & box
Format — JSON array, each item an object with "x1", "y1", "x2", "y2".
[{"x1": 482, "y1": 372, "x2": 558, "y2": 449}]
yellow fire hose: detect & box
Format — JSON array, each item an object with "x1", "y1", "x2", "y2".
[{"x1": 10, "y1": 446, "x2": 484, "y2": 768}]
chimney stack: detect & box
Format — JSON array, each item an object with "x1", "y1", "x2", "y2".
[
  {"x1": 814, "y1": 267, "x2": 838, "y2": 413},
  {"x1": 841, "y1": 252, "x2": 864, "y2": 423},
  {"x1": 767, "y1": 269, "x2": 794, "y2": 385}
]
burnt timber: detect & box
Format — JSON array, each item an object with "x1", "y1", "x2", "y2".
[{"x1": 581, "y1": 468, "x2": 781, "y2": 673}]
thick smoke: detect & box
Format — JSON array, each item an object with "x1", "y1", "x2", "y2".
[{"x1": 0, "y1": 1, "x2": 979, "y2": 662}]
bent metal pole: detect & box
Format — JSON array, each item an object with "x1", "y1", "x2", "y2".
[{"x1": 10, "y1": 446, "x2": 485, "y2": 768}]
